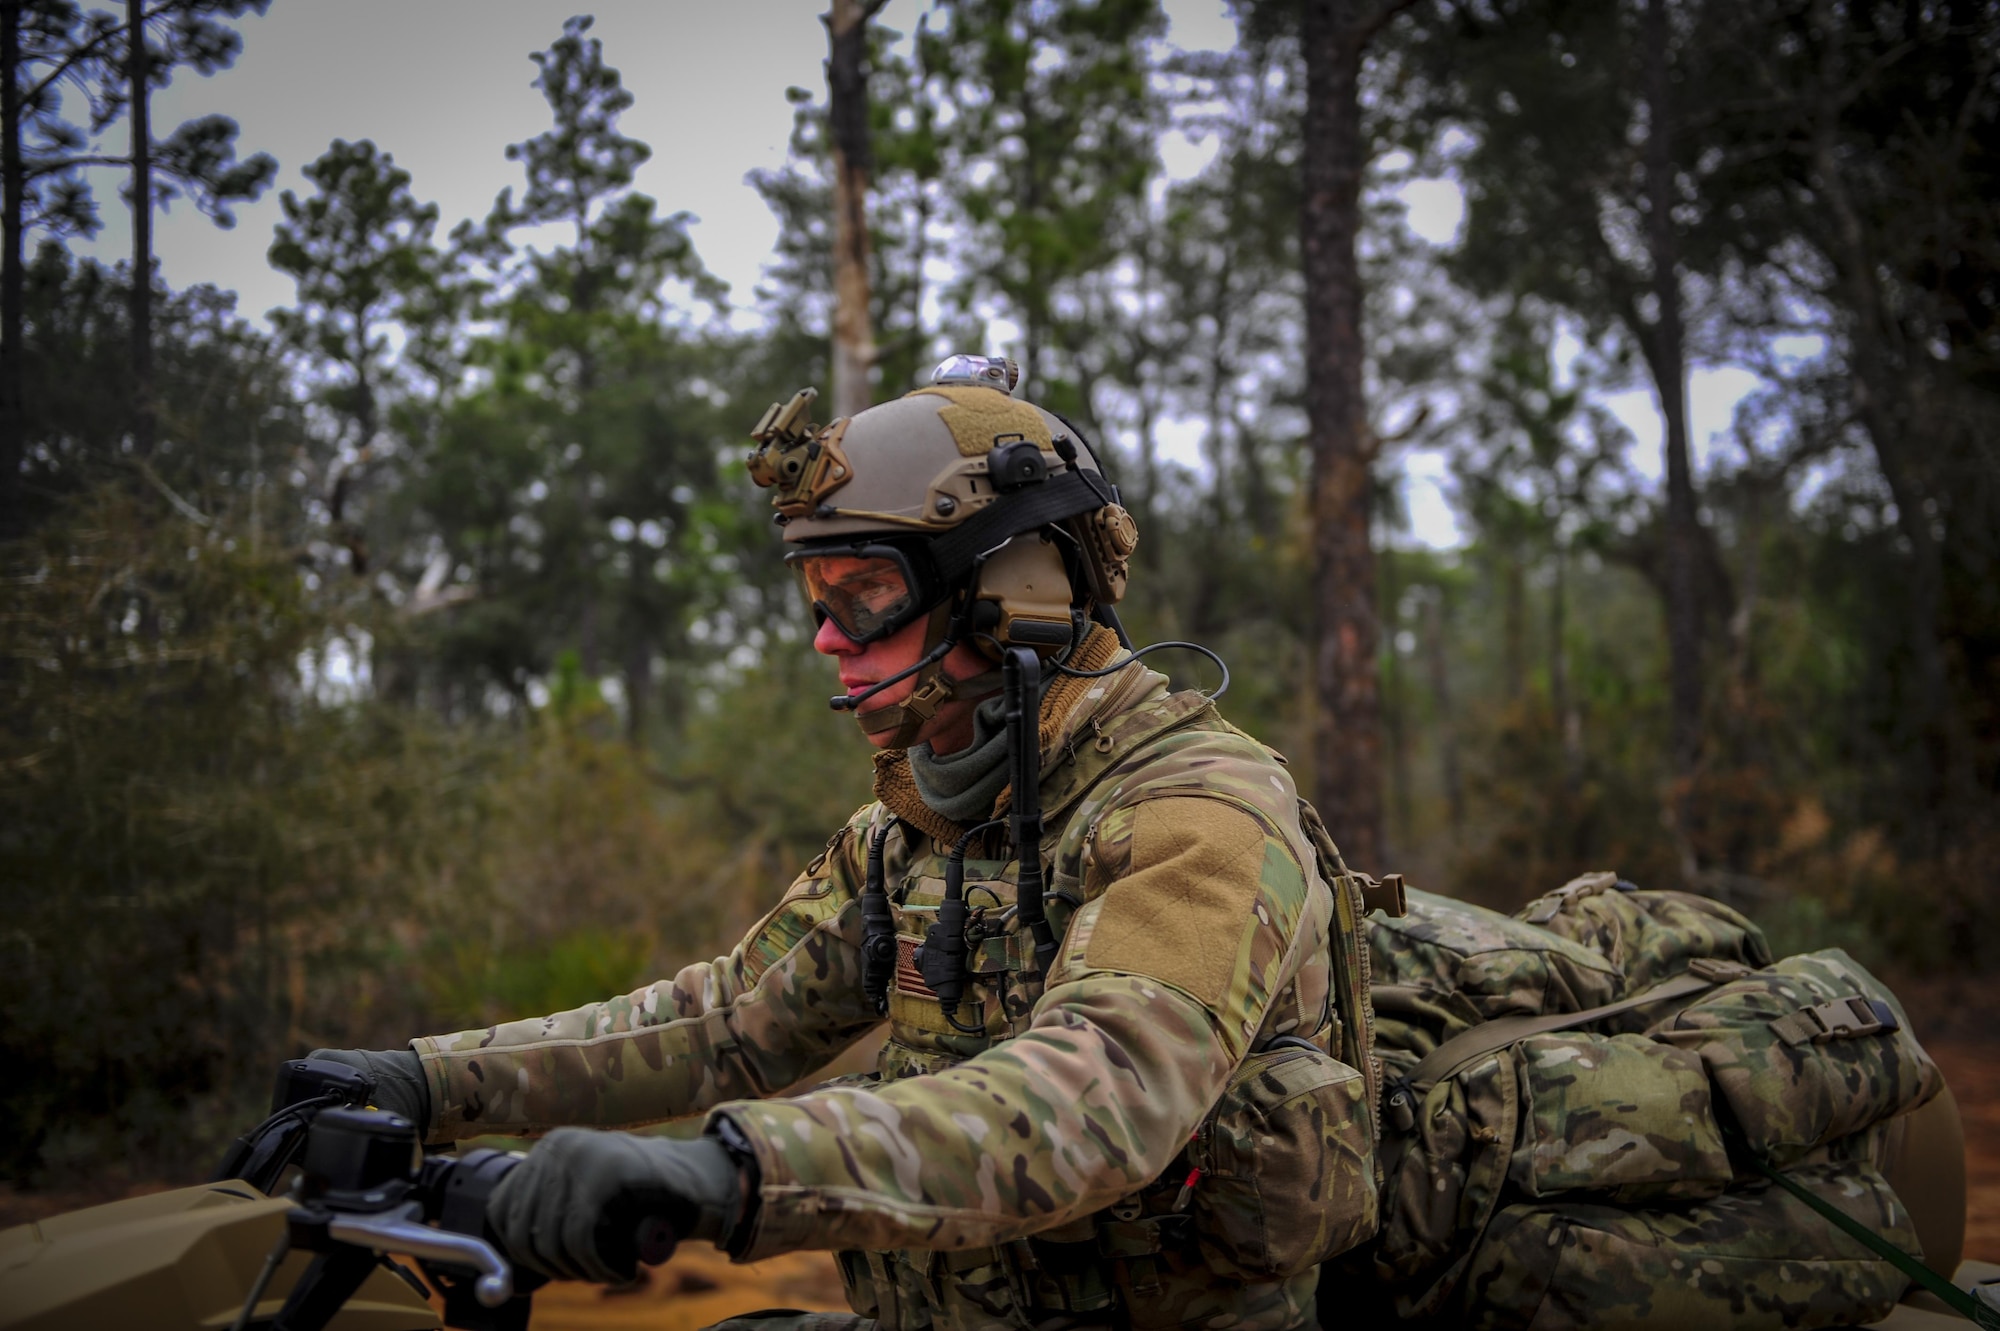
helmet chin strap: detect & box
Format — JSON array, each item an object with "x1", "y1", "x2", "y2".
[{"x1": 854, "y1": 602, "x2": 1004, "y2": 748}]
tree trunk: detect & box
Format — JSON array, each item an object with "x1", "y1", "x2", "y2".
[
  {"x1": 1502, "y1": 546, "x2": 1525, "y2": 700},
  {"x1": 578, "y1": 595, "x2": 600, "y2": 679},
  {"x1": 825, "y1": 0, "x2": 879, "y2": 417},
  {"x1": 128, "y1": 0, "x2": 153, "y2": 457},
  {"x1": 349, "y1": 306, "x2": 378, "y2": 449},
  {"x1": 1382, "y1": 545, "x2": 1411, "y2": 858},
  {"x1": 1729, "y1": 480, "x2": 1762, "y2": 699},
  {"x1": 906, "y1": 174, "x2": 932, "y2": 370},
  {"x1": 1132, "y1": 365, "x2": 1160, "y2": 561},
  {"x1": 1238, "y1": 423, "x2": 1274, "y2": 537},
  {"x1": 1301, "y1": 0, "x2": 1383, "y2": 871},
  {"x1": 1421, "y1": 588, "x2": 1463, "y2": 838},
  {"x1": 1189, "y1": 310, "x2": 1233, "y2": 635},
  {"x1": 1640, "y1": 0, "x2": 1700, "y2": 779},
  {"x1": 622, "y1": 555, "x2": 650, "y2": 745},
  {"x1": 1550, "y1": 542, "x2": 1581, "y2": 778},
  {"x1": 1018, "y1": 71, "x2": 1046, "y2": 395},
  {"x1": 1, "y1": 0, "x2": 22, "y2": 527},
  {"x1": 1127, "y1": 242, "x2": 1162, "y2": 554},
  {"x1": 1802, "y1": 2, "x2": 1962, "y2": 833}
]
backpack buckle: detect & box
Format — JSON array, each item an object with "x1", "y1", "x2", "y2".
[
  {"x1": 1357, "y1": 872, "x2": 1408, "y2": 918},
  {"x1": 1812, "y1": 996, "x2": 1899, "y2": 1039},
  {"x1": 1774, "y1": 996, "x2": 1900, "y2": 1045},
  {"x1": 1686, "y1": 957, "x2": 1754, "y2": 983}
]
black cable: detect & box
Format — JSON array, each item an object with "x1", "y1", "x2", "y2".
[
  {"x1": 228, "y1": 1231, "x2": 292, "y2": 1331},
  {"x1": 1050, "y1": 639, "x2": 1230, "y2": 701},
  {"x1": 217, "y1": 1089, "x2": 349, "y2": 1191},
  {"x1": 923, "y1": 819, "x2": 1004, "y2": 1036},
  {"x1": 946, "y1": 820, "x2": 1006, "y2": 886},
  {"x1": 829, "y1": 635, "x2": 956, "y2": 711},
  {"x1": 1002, "y1": 648, "x2": 1060, "y2": 979}
]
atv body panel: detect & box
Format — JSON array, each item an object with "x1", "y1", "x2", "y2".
[{"x1": 0, "y1": 1180, "x2": 439, "y2": 1331}]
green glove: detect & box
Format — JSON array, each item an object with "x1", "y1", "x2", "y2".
[
  {"x1": 305, "y1": 1048, "x2": 430, "y2": 1129},
  {"x1": 485, "y1": 1128, "x2": 751, "y2": 1284}
]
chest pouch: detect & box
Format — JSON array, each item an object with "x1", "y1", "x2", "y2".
[{"x1": 1175, "y1": 1040, "x2": 1379, "y2": 1281}]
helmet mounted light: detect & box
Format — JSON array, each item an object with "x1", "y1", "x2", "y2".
[{"x1": 931, "y1": 354, "x2": 1019, "y2": 392}]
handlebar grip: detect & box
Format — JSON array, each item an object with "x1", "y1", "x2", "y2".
[{"x1": 633, "y1": 1215, "x2": 679, "y2": 1267}]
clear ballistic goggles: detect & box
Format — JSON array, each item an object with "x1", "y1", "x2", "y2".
[{"x1": 787, "y1": 544, "x2": 935, "y2": 645}]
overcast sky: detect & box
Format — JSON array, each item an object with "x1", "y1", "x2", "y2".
[
  {"x1": 62, "y1": 0, "x2": 1758, "y2": 547},
  {"x1": 71, "y1": 0, "x2": 1240, "y2": 320}
]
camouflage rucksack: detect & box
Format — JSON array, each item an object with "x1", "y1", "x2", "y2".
[{"x1": 1360, "y1": 873, "x2": 1949, "y2": 1330}]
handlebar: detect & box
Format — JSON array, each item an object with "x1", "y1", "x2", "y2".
[
  {"x1": 223, "y1": 1094, "x2": 535, "y2": 1331},
  {"x1": 215, "y1": 1058, "x2": 675, "y2": 1331}
]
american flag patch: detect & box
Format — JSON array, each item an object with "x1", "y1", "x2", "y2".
[{"x1": 895, "y1": 935, "x2": 936, "y2": 997}]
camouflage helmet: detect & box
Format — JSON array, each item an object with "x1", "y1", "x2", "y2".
[{"x1": 747, "y1": 355, "x2": 1139, "y2": 745}]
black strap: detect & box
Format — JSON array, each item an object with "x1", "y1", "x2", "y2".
[{"x1": 927, "y1": 470, "x2": 1105, "y2": 584}]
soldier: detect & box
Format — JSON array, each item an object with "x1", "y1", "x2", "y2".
[{"x1": 310, "y1": 357, "x2": 1380, "y2": 1331}]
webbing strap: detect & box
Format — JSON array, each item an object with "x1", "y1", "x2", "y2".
[
  {"x1": 1741, "y1": 1149, "x2": 2000, "y2": 1329},
  {"x1": 926, "y1": 471, "x2": 1106, "y2": 584},
  {"x1": 1403, "y1": 963, "x2": 1741, "y2": 1093},
  {"x1": 854, "y1": 666, "x2": 1006, "y2": 737}
]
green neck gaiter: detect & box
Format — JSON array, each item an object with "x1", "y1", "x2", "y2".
[
  {"x1": 908, "y1": 634, "x2": 1075, "y2": 824},
  {"x1": 907, "y1": 693, "x2": 1014, "y2": 825}
]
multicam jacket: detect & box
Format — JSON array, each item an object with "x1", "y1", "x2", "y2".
[{"x1": 413, "y1": 642, "x2": 1379, "y2": 1331}]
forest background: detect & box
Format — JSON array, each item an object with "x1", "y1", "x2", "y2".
[{"x1": 1, "y1": 0, "x2": 1996, "y2": 1194}]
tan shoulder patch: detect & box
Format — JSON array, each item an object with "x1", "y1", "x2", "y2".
[
  {"x1": 908, "y1": 385, "x2": 1053, "y2": 456},
  {"x1": 1085, "y1": 796, "x2": 1268, "y2": 1007}
]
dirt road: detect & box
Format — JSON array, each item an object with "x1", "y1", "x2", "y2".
[{"x1": 528, "y1": 1246, "x2": 848, "y2": 1331}]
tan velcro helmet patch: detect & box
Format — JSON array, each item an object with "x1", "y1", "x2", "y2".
[{"x1": 909, "y1": 385, "x2": 1055, "y2": 457}]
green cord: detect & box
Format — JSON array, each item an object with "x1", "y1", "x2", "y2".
[{"x1": 1742, "y1": 1152, "x2": 2000, "y2": 1330}]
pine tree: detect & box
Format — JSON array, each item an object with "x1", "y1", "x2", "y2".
[
  {"x1": 111, "y1": 0, "x2": 276, "y2": 457},
  {"x1": 427, "y1": 16, "x2": 731, "y2": 740}
]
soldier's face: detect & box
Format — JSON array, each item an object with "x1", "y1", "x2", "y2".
[{"x1": 813, "y1": 609, "x2": 987, "y2": 755}]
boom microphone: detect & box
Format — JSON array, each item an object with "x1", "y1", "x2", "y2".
[{"x1": 829, "y1": 638, "x2": 957, "y2": 712}]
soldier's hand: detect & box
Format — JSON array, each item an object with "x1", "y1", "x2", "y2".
[
  {"x1": 485, "y1": 1128, "x2": 748, "y2": 1284},
  {"x1": 305, "y1": 1047, "x2": 429, "y2": 1127}
]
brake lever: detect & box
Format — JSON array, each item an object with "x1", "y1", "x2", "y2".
[{"x1": 323, "y1": 1202, "x2": 513, "y2": 1307}]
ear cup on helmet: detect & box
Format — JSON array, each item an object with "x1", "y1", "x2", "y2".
[{"x1": 972, "y1": 533, "x2": 1077, "y2": 660}]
